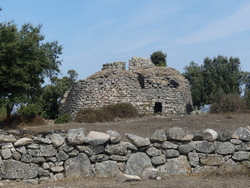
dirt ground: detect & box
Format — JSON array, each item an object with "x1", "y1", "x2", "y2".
[{"x1": 3, "y1": 113, "x2": 250, "y2": 188}]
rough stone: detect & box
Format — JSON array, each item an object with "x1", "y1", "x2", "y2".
[
  {"x1": 232, "y1": 151, "x2": 250, "y2": 161},
  {"x1": 235, "y1": 142, "x2": 250, "y2": 151},
  {"x1": 200, "y1": 154, "x2": 225, "y2": 166},
  {"x1": 0, "y1": 160, "x2": 38, "y2": 179},
  {"x1": 85, "y1": 131, "x2": 110, "y2": 146},
  {"x1": 21, "y1": 153, "x2": 33, "y2": 163},
  {"x1": 218, "y1": 159, "x2": 246, "y2": 173},
  {"x1": 203, "y1": 129, "x2": 218, "y2": 141},
  {"x1": 40, "y1": 145, "x2": 57, "y2": 157},
  {"x1": 105, "y1": 142, "x2": 127, "y2": 155},
  {"x1": 150, "y1": 129, "x2": 167, "y2": 142},
  {"x1": 215, "y1": 142, "x2": 235, "y2": 155},
  {"x1": 116, "y1": 174, "x2": 141, "y2": 182},
  {"x1": 67, "y1": 129, "x2": 85, "y2": 145},
  {"x1": 1, "y1": 148, "x2": 12, "y2": 159},
  {"x1": 50, "y1": 166, "x2": 64, "y2": 173},
  {"x1": 56, "y1": 151, "x2": 69, "y2": 161},
  {"x1": 50, "y1": 134, "x2": 65, "y2": 147},
  {"x1": 64, "y1": 153, "x2": 93, "y2": 178},
  {"x1": 188, "y1": 152, "x2": 199, "y2": 167},
  {"x1": 106, "y1": 130, "x2": 121, "y2": 144},
  {"x1": 94, "y1": 161, "x2": 121, "y2": 178},
  {"x1": 33, "y1": 136, "x2": 51, "y2": 144},
  {"x1": 194, "y1": 141, "x2": 215, "y2": 154},
  {"x1": 90, "y1": 154, "x2": 109, "y2": 162},
  {"x1": 110, "y1": 155, "x2": 129, "y2": 162},
  {"x1": 167, "y1": 127, "x2": 193, "y2": 141},
  {"x1": 217, "y1": 129, "x2": 232, "y2": 141},
  {"x1": 0, "y1": 134, "x2": 16, "y2": 143},
  {"x1": 161, "y1": 141, "x2": 178, "y2": 149},
  {"x1": 163, "y1": 149, "x2": 180, "y2": 158},
  {"x1": 14, "y1": 138, "x2": 33, "y2": 146},
  {"x1": 141, "y1": 168, "x2": 158, "y2": 179},
  {"x1": 125, "y1": 152, "x2": 153, "y2": 176},
  {"x1": 178, "y1": 144, "x2": 194, "y2": 154},
  {"x1": 146, "y1": 147, "x2": 161, "y2": 157},
  {"x1": 151, "y1": 155, "x2": 166, "y2": 165},
  {"x1": 125, "y1": 134, "x2": 150, "y2": 147},
  {"x1": 85, "y1": 145, "x2": 105, "y2": 156},
  {"x1": 157, "y1": 156, "x2": 191, "y2": 176},
  {"x1": 232, "y1": 127, "x2": 250, "y2": 141}
]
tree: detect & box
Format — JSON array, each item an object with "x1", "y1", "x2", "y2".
[
  {"x1": 183, "y1": 55, "x2": 244, "y2": 109},
  {"x1": 39, "y1": 70, "x2": 78, "y2": 119},
  {"x1": 0, "y1": 21, "x2": 62, "y2": 126},
  {"x1": 150, "y1": 51, "x2": 167, "y2": 67}
]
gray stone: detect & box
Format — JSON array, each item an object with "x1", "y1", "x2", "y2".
[
  {"x1": 161, "y1": 141, "x2": 178, "y2": 149},
  {"x1": 105, "y1": 142, "x2": 127, "y2": 155},
  {"x1": 50, "y1": 134, "x2": 65, "y2": 147},
  {"x1": 178, "y1": 144, "x2": 194, "y2": 154},
  {"x1": 27, "y1": 143, "x2": 40, "y2": 149},
  {"x1": 150, "y1": 129, "x2": 167, "y2": 142},
  {"x1": 50, "y1": 166, "x2": 64, "y2": 173},
  {"x1": 110, "y1": 155, "x2": 128, "y2": 162},
  {"x1": 191, "y1": 130, "x2": 203, "y2": 141},
  {"x1": 85, "y1": 145, "x2": 105, "y2": 156},
  {"x1": 90, "y1": 154, "x2": 109, "y2": 162},
  {"x1": 230, "y1": 139, "x2": 242, "y2": 145},
  {"x1": 141, "y1": 168, "x2": 158, "y2": 179},
  {"x1": 218, "y1": 159, "x2": 246, "y2": 173},
  {"x1": 64, "y1": 153, "x2": 93, "y2": 178},
  {"x1": 106, "y1": 130, "x2": 121, "y2": 143},
  {"x1": 167, "y1": 127, "x2": 193, "y2": 141},
  {"x1": 232, "y1": 127, "x2": 250, "y2": 141},
  {"x1": 16, "y1": 146, "x2": 27, "y2": 154},
  {"x1": 40, "y1": 145, "x2": 57, "y2": 157},
  {"x1": 14, "y1": 138, "x2": 33, "y2": 146},
  {"x1": 32, "y1": 157, "x2": 46, "y2": 163},
  {"x1": 0, "y1": 134, "x2": 16, "y2": 143},
  {"x1": 125, "y1": 134, "x2": 150, "y2": 147},
  {"x1": 193, "y1": 166, "x2": 218, "y2": 174},
  {"x1": 235, "y1": 142, "x2": 250, "y2": 151},
  {"x1": 0, "y1": 160, "x2": 38, "y2": 179},
  {"x1": 68, "y1": 150, "x2": 79, "y2": 157},
  {"x1": 232, "y1": 151, "x2": 250, "y2": 161},
  {"x1": 215, "y1": 142, "x2": 235, "y2": 155},
  {"x1": 1, "y1": 148, "x2": 12, "y2": 159},
  {"x1": 125, "y1": 152, "x2": 153, "y2": 176},
  {"x1": 217, "y1": 129, "x2": 232, "y2": 141},
  {"x1": 12, "y1": 151, "x2": 22, "y2": 161},
  {"x1": 42, "y1": 162, "x2": 50, "y2": 170},
  {"x1": 67, "y1": 128, "x2": 85, "y2": 145},
  {"x1": 50, "y1": 172, "x2": 64, "y2": 181},
  {"x1": 163, "y1": 149, "x2": 180, "y2": 158},
  {"x1": 116, "y1": 174, "x2": 141, "y2": 182},
  {"x1": 194, "y1": 141, "x2": 215, "y2": 154},
  {"x1": 76, "y1": 145, "x2": 86, "y2": 152},
  {"x1": 38, "y1": 167, "x2": 50, "y2": 176},
  {"x1": 124, "y1": 142, "x2": 137, "y2": 151},
  {"x1": 203, "y1": 129, "x2": 218, "y2": 141},
  {"x1": 157, "y1": 156, "x2": 191, "y2": 176},
  {"x1": 85, "y1": 131, "x2": 110, "y2": 146},
  {"x1": 94, "y1": 161, "x2": 121, "y2": 178},
  {"x1": 46, "y1": 157, "x2": 57, "y2": 162},
  {"x1": 28, "y1": 149, "x2": 41, "y2": 157},
  {"x1": 200, "y1": 154, "x2": 225, "y2": 166},
  {"x1": 33, "y1": 136, "x2": 51, "y2": 144},
  {"x1": 151, "y1": 155, "x2": 166, "y2": 165},
  {"x1": 56, "y1": 151, "x2": 69, "y2": 161},
  {"x1": 21, "y1": 153, "x2": 33, "y2": 163},
  {"x1": 188, "y1": 152, "x2": 199, "y2": 167},
  {"x1": 146, "y1": 147, "x2": 161, "y2": 157},
  {"x1": 2, "y1": 143, "x2": 13, "y2": 149}
]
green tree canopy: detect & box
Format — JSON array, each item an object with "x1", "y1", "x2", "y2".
[
  {"x1": 150, "y1": 51, "x2": 167, "y2": 67},
  {"x1": 0, "y1": 21, "x2": 62, "y2": 126},
  {"x1": 183, "y1": 55, "x2": 244, "y2": 109}
]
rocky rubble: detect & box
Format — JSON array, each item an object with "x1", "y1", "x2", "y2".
[{"x1": 0, "y1": 127, "x2": 249, "y2": 185}]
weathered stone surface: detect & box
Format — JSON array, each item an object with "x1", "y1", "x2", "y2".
[
  {"x1": 33, "y1": 136, "x2": 51, "y2": 144},
  {"x1": 125, "y1": 134, "x2": 150, "y2": 147},
  {"x1": 116, "y1": 174, "x2": 141, "y2": 182},
  {"x1": 232, "y1": 151, "x2": 250, "y2": 161},
  {"x1": 14, "y1": 138, "x2": 33, "y2": 146},
  {"x1": 141, "y1": 168, "x2": 158, "y2": 179},
  {"x1": 157, "y1": 156, "x2": 191, "y2": 176},
  {"x1": 191, "y1": 130, "x2": 203, "y2": 141},
  {"x1": 105, "y1": 142, "x2": 127, "y2": 155},
  {"x1": 217, "y1": 129, "x2": 232, "y2": 141},
  {"x1": 150, "y1": 129, "x2": 167, "y2": 142},
  {"x1": 200, "y1": 154, "x2": 225, "y2": 166},
  {"x1": 194, "y1": 141, "x2": 215, "y2": 154},
  {"x1": 218, "y1": 159, "x2": 246, "y2": 173},
  {"x1": 50, "y1": 166, "x2": 64, "y2": 173},
  {"x1": 161, "y1": 141, "x2": 178, "y2": 149},
  {"x1": 68, "y1": 150, "x2": 79, "y2": 157},
  {"x1": 0, "y1": 160, "x2": 38, "y2": 179},
  {"x1": 38, "y1": 167, "x2": 50, "y2": 177},
  {"x1": 188, "y1": 152, "x2": 199, "y2": 167},
  {"x1": 85, "y1": 145, "x2": 105, "y2": 156},
  {"x1": 146, "y1": 147, "x2": 161, "y2": 157},
  {"x1": 90, "y1": 154, "x2": 109, "y2": 162},
  {"x1": 232, "y1": 127, "x2": 250, "y2": 141},
  {"x1": 230, "y1": 139, "x2": 242, "y2": 145},
  {"x1": 106, "y1": 130, "x2": 121, "y2": 144},
  {"x1": 1, "y1": 148, "x2": 12, "y2": 159},
  {"x1": 2, "y1": 143, "x2": 13, "y2": 149},
  {"x1": 67, "y1": 129, "x2": 85, "y2": 145},
  {"x1": 235, "y1": 142, "x2": 250, "y2": 151},
  {"x1": 27, "y1": 143, "x2": 40, "y2": 149},
  {"x1": 215, "y1": 142, "x2": 235, "y2": 155},
  {"x1": 110, "y1": 155, "x2": 128, "y2": 162},
  {"x1": 163, "y1": 149, "x2": 180, "y2": 158},
  {"x1": 64, "y1": 153, "x2": 93, "y2": 178},
  {"x1": 51, "y1": 134, "x2": 65, "y2": 147},
  {"x1": 203, "y1": 129, "x2": 218, "y2": 141},
  {"x1": 40, "y1": 145, "x2": 57, "y2": 157},
  {"x1": 151, "y1": 155, "x2": 166, "y2": 165},
  {"x1": 56, "y1": 151, "x2": 69, "y2": 161},
  {"x1": 94, "y1": 161, "x2": 121, "y2": 178},
  {"x1": 0, "y1": 134, "x2": 16, "y2": 143},
  {"x1": 28, "y1": 149, "x2": 41, "y2": 157},
  {"x1": 12, "y1": 151, "x2": 22, "y2": 161},
  {"x1": 193, "y1": 166, "x2": 218, "y2": 174},
  {"x1": 167, "y1": 127, "x2": 193, "y2": 141},
  {"x1": 32, "y1": 157, "x2": 45, "y2": 163},
  {"x1": 124, "y1": 142, "x2": 137, "y2": 151},
  {"x1": 178, "y1": 144, "x2": 194, "y2": 154},
  {"x1": 85, "y1": 131, "x2": 110, "y2": 146},
  {"x1": 125, "y1": 152, "x2": 153, "y2": 176},
  {"x1": 21, "y1": 153, "x2": 33, "y2": 163}
]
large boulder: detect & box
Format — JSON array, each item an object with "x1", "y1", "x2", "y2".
[
  {"x1": 64, "y1": 153, "x2": 93, "y2": 178},
  {"x1": 85, "y1": 131, "x2": 110, "y2": 146},
  {"x1": 0, "y1": 160, "x2": 38, "y2": 179},
  {"x1": 67, "y1": 129, "x2": 85, "y2": 145}
]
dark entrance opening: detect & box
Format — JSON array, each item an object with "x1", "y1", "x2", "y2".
[
  {"x1": 137, "y1": 74, "x2": 145, "y2": 89},
  {"x1": 154, "y1": 102, "x2": 162, "y2": 113}
]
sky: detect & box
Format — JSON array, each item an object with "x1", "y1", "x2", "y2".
[{"x1": 1, "y1": 0, "x2": 250, "y2": 80}]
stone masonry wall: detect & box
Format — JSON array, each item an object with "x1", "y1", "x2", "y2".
[
  {"x1": 0, "y1": 126, "x2": 249, "y2": 184},
  {"x1": 60, "y1": 57, "x2": 193, "y2": 118}
]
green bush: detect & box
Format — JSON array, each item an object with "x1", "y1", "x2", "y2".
[
  {"x1": 54, "y1": 114, "x2": 72, "y2": 124},
  {"x1": 75, "y1": 103, "x2": 138, "y2": 123},
  {"x1": 210, "y1": 94, "x2": 246, "y2": 113},
  {"x1": 150, "y1": 51, "x2": 167, "y2": 67},
  {"x1": 17, "y1": 103, "x2": 42, "y2": 123}
]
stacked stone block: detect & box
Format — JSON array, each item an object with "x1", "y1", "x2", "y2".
[{"x1": 0, "y1": 126, "x2": 249, "y2": 184}]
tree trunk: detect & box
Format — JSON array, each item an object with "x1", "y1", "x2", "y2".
[{"x1": 6, "y1": 105, "x2": 13, "y2": 127}]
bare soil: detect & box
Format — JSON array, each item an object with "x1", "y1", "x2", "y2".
[{"x1": 3, "y1": 113, "x2": 250, "y2": 188}]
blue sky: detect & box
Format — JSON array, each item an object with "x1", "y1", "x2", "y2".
[{"x1": 1, "y1": 0, "x2": 250, "y2": 80}]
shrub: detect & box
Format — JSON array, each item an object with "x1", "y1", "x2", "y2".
[
  {"x1": 75, "y1": 103, "x2": 138, "y2": 123},
  {"x1": 17, "y1": 103, "x2": 42, "y2": 123},
  {"x1": 55, "y1": 114, "x2": 72, "y2": 124},
  {"x1": 150, "y1": 51, "x2": 167, "y2": 67},
  {"x1": 210, "y1": 94, "x2": 246, "y2": 113}
]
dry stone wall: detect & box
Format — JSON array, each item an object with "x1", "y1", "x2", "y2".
[
  {"x1": 60, "y1": 57, "x2": 193, "y2": 118},
  {"x1": 0, "y1": 127, "x2": 249, "y2": 184}
]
